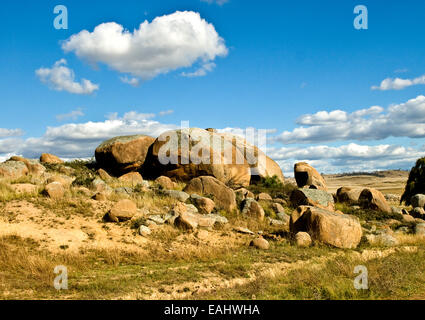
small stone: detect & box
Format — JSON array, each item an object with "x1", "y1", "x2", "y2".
[
  {"x1": 163, "y1": 190, "x2": 190, "y2": 202},
  {"x1": 44, "y1": 182, "x2": 65, "y2": 199},
  {"x1": 416, "y1": 223, "x2": 425, "y2": 236},
  {"x1": 139, "y1": 225, "x2": 152, "y2": 237},
  {"x1": 250, "y1": 237, "x2": 270, "y2": 250},
  {"x1": 295, "y1": 232, "x2": 312, "y2": 247},
  {"x1": 234, "y1": 227, "x2": 255, "y2": 235}
]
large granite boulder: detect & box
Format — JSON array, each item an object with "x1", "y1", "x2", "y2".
[
  {"x1": 95, "y1": 135, "x2": 155, "y2": 175},
  {"x1": 358, "y1": 188, "x2": 391, "y2": 213},
  {"x1": 143, "y1": 128, "x2": 284, "y2": 187},
  {"x1": 184, "y1": 176, "x2": 237, "y2": 212},
  {"x1": 294, "y1": 162, "x2": 327, "y2": 191},
  {"x1": 290, "y1": 206, "x2": 362, "y2": 249},
  {"x1": 336, "y1": 187, "x2": 362, "y2": 204},
  {"x1": 290, "y1": 188, "x2": 335, "y2": 211}
]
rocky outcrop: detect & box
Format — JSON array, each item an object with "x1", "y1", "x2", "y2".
[
  {"x1": 336, "y1": 187, "x2": 361, "y2": 204},
  {"x1": 290, "y1": 188, "x2": 335, "y2": 211},
  {"x1": 40, "y1": 153, "x2": 64, "y2": 164},
  {"x1": 118, "y1": 172, "x2": 144, "y2": 186},
  {"x1": 95, "y1": 135, "x2": 155, "y2": 175},
  {"x1": 143, "y1": 128, "x2": 284, "y2": 187},
  {"x1": 0, "y1": 161, "x2": 29, "y2": 179},
  {"x1": 294, "y1": 162, "x2": 327, "y2": 191},
  {"x1": 290, "y1": 206, "x2": 362, "y2": 249},
  {"x1": 358, "y1": 188, "x2": 391, "y2": 213},
  {"x1": 184, "y1": 176, "x2": 237, "y2": 212}
]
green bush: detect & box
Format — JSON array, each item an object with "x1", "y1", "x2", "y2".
[{"x1": 401, "y1": 157, "x2": 425, "y2": 205}]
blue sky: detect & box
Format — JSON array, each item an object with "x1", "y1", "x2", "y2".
[{"x1": 1, "y1": 0, "x2": 425, "y2": 175}]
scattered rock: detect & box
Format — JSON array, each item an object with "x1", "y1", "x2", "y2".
[
  {"x1": 148, "y1": 215, "x2": 165, "y2": 225},
  {"x1": 91, "y1": 178, "x2": 112, "y2": 194},
  {"x1": 0, "y1": 161, "x2": 28, "y2": 179},
  {"x1": 256, "y1": 193, "x2": 272, "y2": 201},
  {"x1": 163, "y1": 190, "x2": 190, "y2": 202},
  {"x1": 250, "y1": 237, "x2": 270, "y2": 250},
  {"x1": 295, "y1": 232, "x2": 312, "y2": 247},
  {"x1": 391, "y1": 206, "x2": 403, "y2": 215},
  {"x1": 155, "y1": 176, "x2": 175, "y2": 190},
  {"x1": 46, "y1": 175, "x2": 74, "y2": 188},
  {"x1": 411, "y1": 194, "x2": 425, "y2": 209},
  {"x1": 138, "y1": 225, "x2": 152, "y2": 237},
  {"x1": 358, "y1": 188, "x2": 392, "y2": 213},
  {"x1": 235, "y1": 188, "x2": 255, "y2": 201},
  {"x1": 95, "y1": 135, "x2": 155, "y2": 175},
  {"x1": 290, "y1": 188, "x2": 335, "y2": 211},
  {"x1": 175, "y1": 210, "x2": 217, "y2": 230},
  {"x1": 294, "y1": 162, "x2": 327, "y2": 191},
  {"x1": 44, "y1": 182, "x2": 65, "y2": 199},
  {"x1": 184, "y1": 176, "x2": 237, "y2": 212},
  {"x1": 385, "y1": 194, "x2": 400, "y2": 202},
  {"x1": 267, "y1": 218, "x2": 285, "y2": 227},
  {"x1": 277, "y1": 212, "x2": 290, "y2": 225},
  {"x1": 97, "y1": 168, "x2": 112, "y2": 181},
  {"x1": 114, "y1": 187, "x2": 134, "y2": 196},
  {"x1": 271, "y1": 203, "x2": 285, "y2": 214},
  {"x1": 108, "y1": 199, "x2": 138, "y2": 222},
  {"x1": 190, "y1": 194, "x2": 215, "y2": 214},
  {"x1": 118, "y1": 172, "x2": 144, "y2": 186},
  {"x1": 290, "y1": 206, "x2": 362, "y2": 249},
  {"x1": 241, "y1": 199, "x2": 265, "y2": 221},
  {"x1": 40, "y1": 153, "x2": 63, "y2": 164},
  {"x1": 234, "y1": 227, "x2": 255, "y2": 235},
  {"x1": 336, "y1": 187, "x2": 361, "y2": 204}
]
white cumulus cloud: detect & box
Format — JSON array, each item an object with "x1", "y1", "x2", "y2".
[
  {"x1": 35, "y1": 59, "x2": 99, "y2": 95},
  {"x1": 56, "y1": 108, "x2": 85, "y2": 122},
  {"x1": 372, "y1": 74, "x2": 425, "y2": 90},
  {"x1": 274, "y1": 95, "x2": 425, "y2": 144},
  {"x1": 62, "y1": 11, "x2": 228, "y2": 80}
]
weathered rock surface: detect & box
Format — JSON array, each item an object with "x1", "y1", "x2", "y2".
[
  {"x1": 190, "y1": 194, "x2": 215, "y2": 214},
  {"x1": 162, "y1": 190, "x2": 190, "y2": 202},
  {"x1": 97, "y1": 168, "x2": 112, "y2": 181},
  {"x1": 40, "y1": 153, "x2": 63, "y2": 164},
  {"x1": 290, "y1": 188, "x2": 335, "y2": 211},
  {"x1": 44, "y1": 182, "x2": 65, "y2": 199},
  {"x1": 294, "y1": 162, "x2": 327, "y2": 191},
  {"x1": 250, "y1": 237, "x2": 270, "y2": 250},
  {"x1": 336, "y1": 187, "x2": 361, "y2": 204},
  {"x1": 184, "y1": 176, "x2": 237, "y2": 212},
  {"x1": 241, "y1": 199, "x2": 265, "y2": 221},
  {"x1": 95, "y1": 135, "x2": 155, "y2": 175},
  {"x1": 358, "y1": 188, "x2": 392, "y2": 213},
  {"x1": 0, "y1": 161, "x2": 28, "y2": 179},
  {"x1": 256, "y1": 193, "x2": 272, "y2": 201},
  {"x1": 234, "y1": 188, "x2": 255, "y2": 201},
  {"x1": 411, "y1": 194, "x2": 425, "y2": 209},
  {"x1": 143, "y1": 128, "x2": 284, "y2": 186},
  {"x1": 290, "y1": 206, "x2": 362, "y2": 249},
  {"x1": 155, "y1": 176, "x2": 175, "y2": 190},
  {"x1": 107, "y1": 199, "x2": 138, "y2": 222},
  {"x1": 295, "y1": 232, "x2": 312, "y2": 247},
  {"x1": 118, "y1": 172, "x2": 144, "y2": 185}
]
